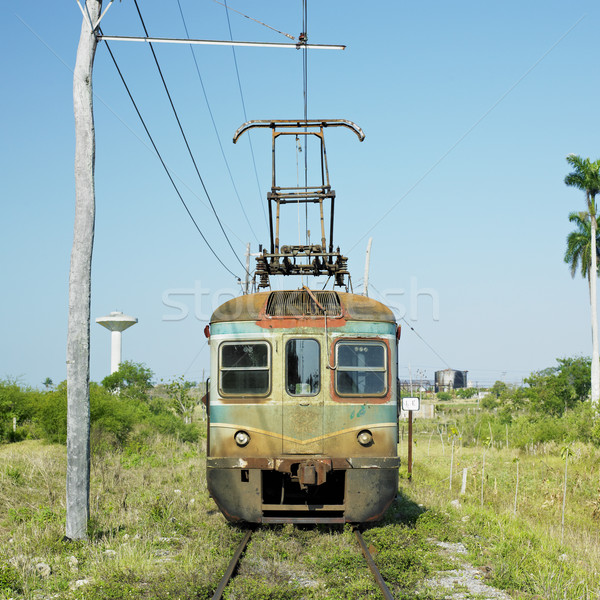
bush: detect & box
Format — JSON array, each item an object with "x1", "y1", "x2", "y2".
[
  {"x1": 0, "y1": 562, "x2": 22, "y2": 593},
  {"x1": 436, "y1": 391, "x2": 452, "y2": 401},
  {"x1": 1, "y1": 377, "x2": 200, "y2": 448},
  {"x1": 0, "y1": 378, "x2": 41, "y2": 442},
  {"x1": 102, "y1": 361, "x2": 153, "y2": 400},
  {"x1": 480, "y1": 394, "x2": 498, "y2": 410},
  {"x1": 456, "y1": 387, "x2": 477, "y2": 399},
  {"x1": 35, "y1": 383, "x2": 68, "y2": 443},
  {"x1": 526, "y1": 356, "x2": 591, "y2": 416}
]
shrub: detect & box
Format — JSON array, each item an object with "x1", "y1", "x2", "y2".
[
  {"x1": 480, "y1": 394, "x2": 498, "y2": 410},
  {"x1": 0, "y1": 562, "x2": 22, "y2": 593},
  {"x1": 102, "y1": 361, "x2": 153, "y2": 400},
  {"x1": 0, "y1": 378, "x2": 41, "y2": 442},
  {"x1": 526, "y1": 356, "x2": 591, "y2": 416},
  {"x1": 1, "y1": 376, "x2": 199, "y2": 448},
  {"x1": 436, "y1": 391, "x2": 452, "y2": 401}
]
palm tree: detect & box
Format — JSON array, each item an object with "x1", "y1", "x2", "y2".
[
  {"x1": 564, "y1": 155, "x2": 600, "y2": 406},
  {"x1": 565, "y1": 212, "x2": 600, "y2": 278}
]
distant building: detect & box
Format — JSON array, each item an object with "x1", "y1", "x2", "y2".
[
  {"x1": 435, "y1": 369, "x2": 468, "y2": 392},
  {"x1": 398, "y1": 379, "x2": 431, "y2": 394}
]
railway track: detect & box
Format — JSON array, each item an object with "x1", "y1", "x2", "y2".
[{"x1": 210, "y1": 526, "x2": 394, "y2": 600}]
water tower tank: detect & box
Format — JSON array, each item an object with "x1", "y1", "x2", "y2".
[
  {"x1": 435, "y1": 369, "x2": 468, "y2": 392},
  {"x1": 96, "y1": 311, "x2": 138, "y2": 374}
]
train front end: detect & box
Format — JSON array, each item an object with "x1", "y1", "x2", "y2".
[{"x1": 206, "y1": 289, "x2": 399, "y2": 524}]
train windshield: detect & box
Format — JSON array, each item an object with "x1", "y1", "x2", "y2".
[
  {"x1": 286, "y1": 339, "x2": 320, "y2": 396},
  {"x1": 219, "y1": 342, "x2": 270, "y2": 395},
  {"x1": 335, "y1": 341, "x2": 387, "y2": 396}
]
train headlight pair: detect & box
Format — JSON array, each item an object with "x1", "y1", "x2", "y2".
[
  {"x1": 357, "y1": 430, "x2": 373, "y2": 447},
  {"x1": 234, "y1": 430, "x2": 251, "y2": 447}
]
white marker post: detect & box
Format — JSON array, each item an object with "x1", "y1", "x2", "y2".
[{"x1": 402, "y1": 396, "x2": 421, "y2": 480}]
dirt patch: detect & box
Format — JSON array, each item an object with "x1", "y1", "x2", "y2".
[{"x1": 424, "y1": 541, "x2": 513, "y2": 600}]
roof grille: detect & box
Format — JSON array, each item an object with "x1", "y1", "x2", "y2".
[{"x1": 265, "y1": 291, "x2": 342, "y2": 317}]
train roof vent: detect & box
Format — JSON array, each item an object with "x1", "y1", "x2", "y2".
[{"x1": 265, "y1": 290, "x2": 342, "y2": 317}]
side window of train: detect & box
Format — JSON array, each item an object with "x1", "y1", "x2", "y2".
[
  {"x1": 286, "y1": 339, "x2": 320, "y2": 396},
  {"x1": 335, "y1": 341, "x2": 387, "y2": 396},
  {"x1": 219, "y1": 342, "x2": 270, "y2": 396}
]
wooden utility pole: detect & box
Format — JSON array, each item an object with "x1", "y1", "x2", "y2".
[{"x1": 66, "y1": 0, "x2": 102, "y2": 541}]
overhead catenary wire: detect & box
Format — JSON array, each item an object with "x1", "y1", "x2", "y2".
[
  {"x1": 367, "y1": 281, "x2": 453, "y2": 369},
  {"x1": 175, "y1": 0, "x2": 262, "y2": 244},
  {"x1": 302, "y1": 0, "x2": 309, "y2": 244},
  {"x1": 399, "y1": 316, "x2": 453, "y2": 371},
  {"x1": 132, "y1": 0, "x2": 248, "y2": 275},
  {"x1": 101, "y1": 34, "x2": 240, "y2": 280},
  {"x1": 223, "y1": 0, "x2": 269, "y2": 230},
  {"x1": 211, "y1": 0, "x2": 296, "y2": 40}
]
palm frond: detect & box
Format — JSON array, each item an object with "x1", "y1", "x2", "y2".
[
  {"x1": 564, "y1": 210, "x2": 600, "y2": 279},
  {"x1": 565, "y1": 155, "x2": 600, "y2": 226}
]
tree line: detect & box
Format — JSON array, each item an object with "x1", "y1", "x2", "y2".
[{"x1": 0, "y1": 362, "x2": 201, "y2": 447}]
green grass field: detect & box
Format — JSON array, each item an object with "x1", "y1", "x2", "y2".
[{"x1": 0, "y1": 415, "x2": 599, "y2": 599}]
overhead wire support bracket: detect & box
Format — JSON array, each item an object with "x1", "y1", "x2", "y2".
[
  {"x1": 75, "y1": 0, "x2": 115, "y2": 33},
  {"x1": 96, "y1": 35, "x2": 346, "y2": 50}
]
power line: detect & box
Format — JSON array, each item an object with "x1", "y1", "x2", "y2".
[
  {"x1": 132, "y1": 0, "x2": 247, "y2": 274},
  {"x1": 211, "y1": 0, "x2": 296, "y2": 41},
  {"x1": 175, "y1": 0, "x2": 262, "y2": 245},
  {"x1": 302, "y1": 0, "x2": 309, "y2": 242},
  {"x1": 367, "y1": 281, "x2": 452, "y2": 369},
  {"x1": 101, "y1": 34, "x2": 240, "y2": 280},
  {"x1": 222, "y1": 0, "x2": 269, "y2": 230},
  {"x1": 399, "y1": 316, "x2": 453, "y2": 370}
]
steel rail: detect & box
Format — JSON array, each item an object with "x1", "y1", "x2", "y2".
[
  {"x1": 211, "y1": 529, "x2": 253, "y2": 600},
  {"x1": 353, "y1": 527, "x2": 395, "y2": 600}
]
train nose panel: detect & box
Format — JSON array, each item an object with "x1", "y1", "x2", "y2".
[{"x1": 282, "y1": 403, "x2": 324, "y2": 454}]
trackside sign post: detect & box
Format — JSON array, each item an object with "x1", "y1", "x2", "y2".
[{"x1": 402, "y1": 397, "x2": 421, "y2": 480}]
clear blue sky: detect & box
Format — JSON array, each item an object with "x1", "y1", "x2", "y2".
[{"x1": 2, "y1": 0, "x2": 599, "y2": 388}]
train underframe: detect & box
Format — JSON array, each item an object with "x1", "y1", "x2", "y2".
[{"x1": 207, "y1": 456, "x2": 400, "y2": 524}]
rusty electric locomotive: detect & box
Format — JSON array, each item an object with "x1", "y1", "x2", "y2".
[{"x1": 204, "y1": 120, "x2": 400, "y2": 524}]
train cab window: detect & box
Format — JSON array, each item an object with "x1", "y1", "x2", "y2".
[
  {"x1": 286, "y1": 339, "x2": 320, "y2": 396},
  {"x1": 335, "y1": 341, "x2": 387, "y2": 396},
  {"x1": 219, "y1": 342, "x2": 270, "y2": 395}
]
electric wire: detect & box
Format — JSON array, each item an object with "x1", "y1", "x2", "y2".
[
  {"x1": 132, "y1": 0, "x2": 247, "y2": 274},
  {"x1": 302, "y1": 0, "x2": 309, "y2": 244},
  {"x1": 367, "y1": 281, "x2": 452, "y2": 369},
  {"x1": 175, "y1": 0, "x2": 261, "y2": 244},
  {"x1": 399, "y1": 316, "x2": 453, "y2": 370},
  {"x1": 210, "y1": 0, "x2": 296, "y2": 40},
  {"x1": 101, "y1": 34, "x2": 240, "y2": 280},
  {"x1": 223, "y1": 0, "x2": 269, "y2": 229}
]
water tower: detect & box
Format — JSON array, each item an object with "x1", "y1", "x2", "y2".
[{"x1": 96, "y1": 311, "x2": 138, "y2": 373}]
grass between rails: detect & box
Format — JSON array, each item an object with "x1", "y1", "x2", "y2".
[{"x1": 0, "y1": 419, "x2": 599, "y2": 599}]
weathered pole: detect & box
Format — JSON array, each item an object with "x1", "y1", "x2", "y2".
[
  {"x1": 66, "y1": 0, "x2": 102, "y2": 541},
  {"x1": 407, "y1": 410, "x2": 413, "y2": 481}
]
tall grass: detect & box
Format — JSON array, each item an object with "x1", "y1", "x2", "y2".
[
  {"x1": 402, "y1": 418, "x2": 600, "y2": 599},
  {"x1": 1, "y1": 406, "x2": 600, "y2": 599}
]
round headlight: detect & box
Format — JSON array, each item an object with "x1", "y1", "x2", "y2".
[
  {"x1": 357, "y1": 430, "x2": 373, "y2": 447},
  {"x1": 234, "y1": 430, "x2": 250, "y2": 447}
]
